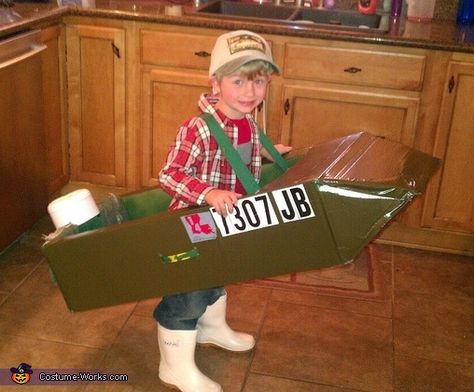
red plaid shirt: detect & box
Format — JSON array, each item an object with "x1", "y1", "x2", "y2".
[{"x1": 159, "y1": 93, "x2": 262, "y2": 210}]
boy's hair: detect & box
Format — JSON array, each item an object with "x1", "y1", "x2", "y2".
[
  {"x1": 209, "y1": 30, "x2": 280, "y2": 77},
  {"x1": 214, "y1": 59, "x2": 275, "y2": 81}
]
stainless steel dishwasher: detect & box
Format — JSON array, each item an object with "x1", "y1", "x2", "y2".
[{"x1": 0, "y1": 29, "x2": 48, "y2": 250}]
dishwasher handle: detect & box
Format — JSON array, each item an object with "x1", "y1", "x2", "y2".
[
  {"x1": 0, "y1": 30, "x2": 47, "y2": 70},
  {"x1": 0, "y1": 44, "x2": 46, "y2": 70}
]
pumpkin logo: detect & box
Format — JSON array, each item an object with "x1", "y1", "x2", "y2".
[{"x1": 10, "y1": 363, "x2": 33, "y2": 385}]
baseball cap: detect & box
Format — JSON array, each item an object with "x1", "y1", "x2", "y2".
[{"x1": 209, "y1": 30, "x2": 280, "y2": 77}]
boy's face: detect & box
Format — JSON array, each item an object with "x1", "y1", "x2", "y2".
[{"x1": 213, "y1": 72, "x2": 270, "y2": 119}]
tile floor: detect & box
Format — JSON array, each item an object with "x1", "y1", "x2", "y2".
[{"x1": 0, "y1": 213, "x2": 473, "y2": 391}]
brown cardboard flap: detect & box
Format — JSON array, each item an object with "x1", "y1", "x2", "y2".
[{"x1": 263, "y1": 132, "x2": 440, "y2": 194}]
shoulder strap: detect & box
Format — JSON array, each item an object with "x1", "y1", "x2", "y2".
[
  {"x1": 200, "y1": 113, "x2": 260, "y2": 195},
  {"x1": 258, "y1": 130, "x2": 289, "y2": 172}
]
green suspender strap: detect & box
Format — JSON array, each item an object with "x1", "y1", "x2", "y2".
[
  {"x1": 258, "y1": 127, "x2": 289, "y2": 173},
  {"x1": 200, "y1": 112, "x2": 289, "y2": 195}
]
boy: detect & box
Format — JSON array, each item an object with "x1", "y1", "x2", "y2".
[{"x1": 154, "y1": 30, "x2": 291, "y2": 392}]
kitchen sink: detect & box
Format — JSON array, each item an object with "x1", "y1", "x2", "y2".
[
  {"x1": 292, "y1": 7, "x2": 381, "y2": 28},
  {"x1": 190, "y1": 1, "x2": 387, "y2": 32},
  {"x1": 191, "y1": 1, "x2": 297, "y2": 21}
]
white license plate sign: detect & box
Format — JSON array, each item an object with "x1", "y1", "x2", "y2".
[
  {"x1": 210, "y1": 194, "x2": 279, "y2": 237},
  {"x1": 271, "y1": 184, "x2": 315, "y2": 223},
  {"x1": 210, "y1": 185, "x2": 315, "y2": 237}
]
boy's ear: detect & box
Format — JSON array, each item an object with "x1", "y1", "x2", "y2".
[{"x1": 209, "y1": 76, "x2": 220, "y2": 95}]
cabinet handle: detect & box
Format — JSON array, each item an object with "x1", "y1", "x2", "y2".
[
  {"x1": 344, "y1": 67, "x2": 362, "y2": 74},
  {"x1": 111, "y1": 43, "x2": 120, "y2": 59},
  {"x1": 284, "y1": 98, "x2": 290, "y2": 115},
  {"x1": 194, "y1": 51, "x2": 211, "y2": 58},
  {"x1": 448, "y1": 76, "x2": 455, "y2": 93}
]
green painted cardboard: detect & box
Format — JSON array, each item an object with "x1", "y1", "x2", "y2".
[{"x1": 42, "y1": 132, "x2": 439, "y2": 311}]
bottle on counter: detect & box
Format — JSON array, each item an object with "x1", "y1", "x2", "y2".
[
  {"x1": 358, "y1": 0, "x2": 378, "y2": 15},
  {"x1": 382, "y1": 0, "x2": 392, "y2": 13},
  {"x1": 457, "y1": 0, "x2": 474, "y2": 25},
  {"x1": 390, "y1": 0, "x2": 403, "y2": 18}
]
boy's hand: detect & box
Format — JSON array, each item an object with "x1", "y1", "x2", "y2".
[
  {"x1": 205, "y1": 189, "x2": 242, "y2": 216},
  {"x1": 274, "y1": 144, "x2": 293, "y2": 155},
  {"x1": 261, "y1": 144, "x2": 293, "y2": 161}
]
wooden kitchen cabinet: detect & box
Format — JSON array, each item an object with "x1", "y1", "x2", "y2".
[
  {"x1": 279, "y1": 85, "x2": 420, "y2": 148},
  {"x1": 66, "y1": 23, "x2": 126, "y2": 187},
  {"x1": 278, "y1": 40, "x2": 425, "y2": 149},
  {"x1": 141, "y1": 69, "x2": 209, "y2": 187},
  {"x1": 422, "y1": 59, "x2": 474, "y2": 235},
  {"x1": 41, "y1": 25, "x2": 69, "y2": 198},
  {"x1": 139, "y1": 27, "x2": 218, "y2": 187}
]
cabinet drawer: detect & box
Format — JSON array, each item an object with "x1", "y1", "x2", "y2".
[
  {"x1": 284, "y1": 44, "x2": 426, "y2": 90},
  {"x1": 141, "y1": 30, "x2": 216, "y2": 70}
]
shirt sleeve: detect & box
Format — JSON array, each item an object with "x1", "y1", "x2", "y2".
[{"x1": 158, "y1": 119, "x2": 214, "y2": 206}]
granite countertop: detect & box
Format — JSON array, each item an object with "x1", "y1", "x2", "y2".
[{"x1": 1, "y1": 0, "x2": 473, "y2": 53}]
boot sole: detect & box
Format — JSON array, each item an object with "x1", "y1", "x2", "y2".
[
  {"x1": 197, "y1": 341, "x2": 255, "y2": 353},
  {"x1": 159, "y1": 378, "x2": 182, "y2": 391}
]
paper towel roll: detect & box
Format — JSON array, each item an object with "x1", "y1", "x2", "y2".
[{"x1": 48, "y1": 189, "x2": 99, "y2": 229}]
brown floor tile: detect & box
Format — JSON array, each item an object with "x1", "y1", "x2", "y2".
[
  {"x1": 0, "y1": 261, "x2": 41, "y2": 295},
  {"x1": 0, "y1": 229, "x2": 45, "y2": 299},
  {"x1": 0, "y1": 263, "x2": 136, "y2": 348},
  {"x1": 265, "y1": 245, "x2": 393, "y2": 318},
  {"x1": 270, "y1": 288, "x2": 392, "y2": 318},
  {"x1": 252, "y1": 301, "x2": 393, "y2": 392},
  {"x1": 84, "y1": 314, "x2": 160, "y2": 391},
  {"x1": 0, "y1": 385, "x2": 85, "y2": 392},
  {"x1": 0, "y1": 333, "x2": 104, "y2": 391},
  {"x1": 394, "y1": 247, "x2": 474, "y2": 299},
  {"x1": 225, "y1": 284, "x2": 272, "y2": 334},
  {"x1": 244, "y1": 373, "x2": 359, "y2": 391},
  {"x1": 200, "y1": 346, "x2": 253, "y2": 392},
  {"x1": 371, "y1": 243, "x2": 393, "y2": 263},
  {"x1": 394, "y1": 290, "x2": 474, "y2": 366},
  {"x1": 133, "y1": 297, "x2": 160, "y2": 317},
  {"x1": 394, "y1": 354, "x2": 474, "y2": 392}
]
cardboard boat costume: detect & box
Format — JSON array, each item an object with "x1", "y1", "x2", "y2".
[{"x1": 42, "y1": 132, "x2": 439, "y2": 312}]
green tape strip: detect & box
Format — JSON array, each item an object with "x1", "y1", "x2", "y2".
[{"x1": 160, "y1": 247, "x2": 200, "y2": 264}]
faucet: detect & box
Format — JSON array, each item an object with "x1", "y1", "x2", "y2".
[
  {"x1": 298, "y1": 0, "x2": 327, "y2": 7},
  {"x1": 295, "y1": 0, "x2": 313, "y2": 7}
]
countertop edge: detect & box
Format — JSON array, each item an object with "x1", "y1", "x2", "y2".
[{"x1": 1, "y1": 3, "x2": 473, "y2": 54}]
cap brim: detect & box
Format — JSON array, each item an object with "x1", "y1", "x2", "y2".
[{"x1": 212, "y1": 54, "x2": 280, "y2": 76}]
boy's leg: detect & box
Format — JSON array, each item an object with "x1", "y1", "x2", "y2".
[
  {"x1": 154, "y1": 287, "x2": 225, "y2": 330},
  {"x1": 154, "y1": 288, "x2": 224, "y2": 392}
]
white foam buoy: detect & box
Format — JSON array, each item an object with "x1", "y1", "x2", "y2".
[{"x1": 47, "y1": 189, "x2": 99, "y2": 229}]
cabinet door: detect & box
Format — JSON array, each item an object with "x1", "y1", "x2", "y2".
[
  {"x1": 141, "y1": 69, "x2": 209, "y2": 187},
  {"x1": 41, "y1": 25, "x2": 69, "y2": 197},
  {"x1": 280, "y1": 85, "x2": 420, "y2": 149},
  {"x1": 422, "y1": 62, "x2": 474, "y2": 233},
  {"x1": 67, "y1": 24, "x2": 126, "y2": 186}
]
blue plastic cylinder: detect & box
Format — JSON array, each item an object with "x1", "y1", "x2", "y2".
[{"x1": 457, "y1": 0, "x2": 474, "y2": 25}]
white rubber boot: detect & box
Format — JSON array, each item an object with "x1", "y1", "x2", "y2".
[
  {"x1": 157, "y1": 323, "x2": 222, "y2": 392},
  {"x1": 197, "y1": 294, "x2": 255, "y2": 352}
]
